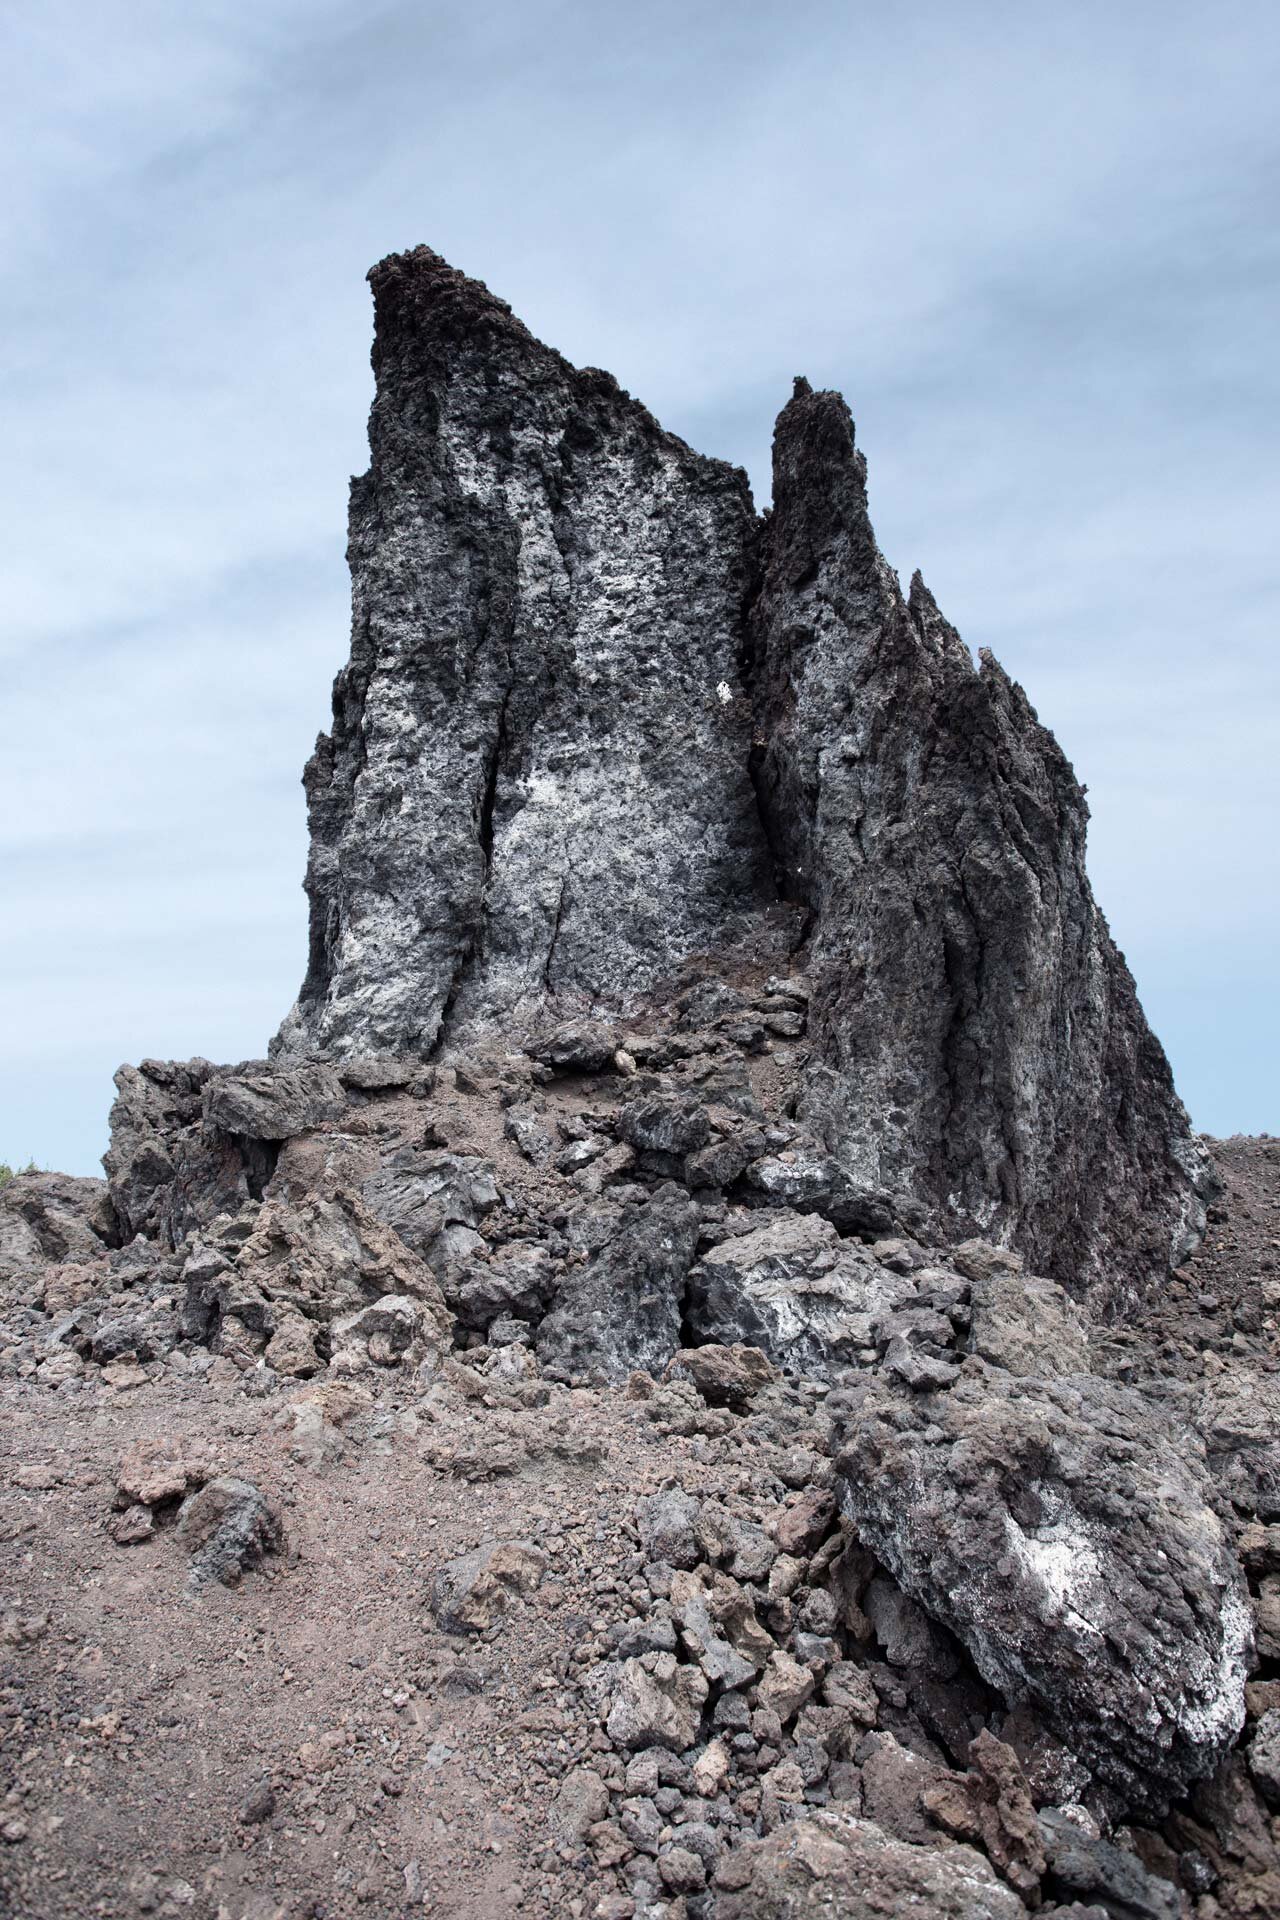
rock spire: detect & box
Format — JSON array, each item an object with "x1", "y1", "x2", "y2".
[{"x1": 277, "y1": 245, "x2": 1210, "y2": 1294}]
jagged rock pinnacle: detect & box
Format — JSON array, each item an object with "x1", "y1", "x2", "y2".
[{"x1": 275, "y1": 246, "x2": 1211, "y2": 1296}]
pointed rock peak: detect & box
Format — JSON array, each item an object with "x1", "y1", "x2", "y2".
[
  {"x1": 766, "y1": 380, "x2": 871, "y2": 584},
  {"x1": 907, "y1": 567, "x2": 936, "y2": 615},
  {"x1": 908, "y1": 570, "x2": 973, "y2": 673},
  {"x1": 274, "y1": 248, "x2": 1210, "y2": 1300},
  {"x1": 368, "y1": 245, "x2": 519, "y2": 333}
]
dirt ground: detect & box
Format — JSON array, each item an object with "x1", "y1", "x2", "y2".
[{"x1": 0, "y1": 1322, "x2": 826, "y2": 1918}]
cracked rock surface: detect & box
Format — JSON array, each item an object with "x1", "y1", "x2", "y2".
[{"x1": 273, "y1": 246, "x2": 1209, "y2": 1296}]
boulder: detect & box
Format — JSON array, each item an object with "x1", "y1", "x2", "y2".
[
  {"x1": 449, "y1": 1241, "x2": 555, "y2": 1331},
  {"x1": 1036, "y1": 1808, "x2": 1180, "y2": 1920},
  {"x1": 1248, "y1": 1708, "x2": 1280, "y2": 1804},
  {"x1": 550, "y1": 1766, "x2": 610, "y2": 1839},
  {"x1": 116, "y1": 1439, "x2": 208, "y2": 1510},
  {"x1": 0, "y1": 1171, "x2": 115, "y2": 1274},
  {"x1": 361, "y1": 1148, "x2": 498, "y2": 1260},
  {"x1": 670, "y1": 1342, "x2": 775, "y2": 1409},
  {"x1": 329, "y1": 1293, "x2": 424, "y2": 1371},
  {"x1": 687, "y1": 1212, "x2": 914, "y2": 1373},
  {"x1": 836, "y1": 1365, "x2": 1252, "y2": 1811},
  {"x1": 430, "y1": 1540, "x2": 546, "y2": 1633},
  {"x1": 526, "y1": 1023, "x2": 620, "y2": 1075},
  {"x1": 636, "y1": 1487, "x2": 701, "y2": 1571},
  {"x1": 712, "y1": 1810, "x2": 1025, "y2": 1918},
  {"x1": 177, "y1": 1477, "x2": 283, "y2": 1589},
  {"x1": 618, "y1": 1096, "x2": 712, "y2": 1159},
  {"x1": 742, "y1": 1150, "x2": 912, "y2": 1238},
  {"x1": 966, "y1": 1266, "x2": 1090, "y2": 1377},
  {"x1": 537, "y1": 1187, "x2": 698, "y2": 1380},
  {"x1": 105, "y1": 1057, "x2": 260, "y2": 1247},
  {"x1": 181, "y1": 1190, "x2": 451, "y2": 1363}
]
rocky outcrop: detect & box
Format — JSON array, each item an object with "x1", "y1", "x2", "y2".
[
  {"x1": 0, "y1": 1171, "x2": 115, "y2": 1274},
  {"x1": 269, "y1": 245, "x2": 1207, "y2": 1295}
]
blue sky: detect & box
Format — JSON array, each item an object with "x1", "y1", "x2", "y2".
[{"x1": 2, "y1": 0, "x2": 1277, "y2": 1175}]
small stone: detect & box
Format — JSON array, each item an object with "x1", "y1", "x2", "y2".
[
  {"x1": 109, "y1": 1504, "x2": 156, "y2": 1546},
  {"x1": 15, "y1": 1463, "x2": 60, "y2": 1490},
  {"x1": 658, "y1": 1844, "x2": 706, "y2": 1893},
  {"x1": 636, "y1": 1489, "x2": 700, "y2": 1571},
  {"x1": 552, "y1": 1766, "x2": 610, "y2": 1839},
  {"x1": 691, "y1": 1739, "x2": 730, "y2": 1798},
  {"x1": 239, "y1": 1781, "x2": 276, "y2": 1825},
  {"x1": 756, "y1": 1650, "x2": 814, "y2": 1725}
]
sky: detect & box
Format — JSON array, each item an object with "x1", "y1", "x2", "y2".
[{"x1": 1, "y1": 0, "x2": 1277, "y2": 1176}]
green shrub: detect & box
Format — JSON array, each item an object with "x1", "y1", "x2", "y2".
[{"x1": 0, "y1": 1160, "x2": 41, "y2": 1187}]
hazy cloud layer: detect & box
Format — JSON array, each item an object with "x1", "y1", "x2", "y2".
[{"x1": 2, "y1": 0, "x2": 1276, "y2": 1173}]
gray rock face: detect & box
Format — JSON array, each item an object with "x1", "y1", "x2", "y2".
[
  {"x1": 965, "y1": 1258, "x2": 1091, "y2": 1377},
  {"x1": 835, "y1": 1365, "x2": 1251, "y2": 1812},
  {"x1": 746, "y1": 379, "x2": 1212, "y2": 1295},
  {"x1": 202, "y1": 1062, "x2": 346, "y2": 1141},
  {"x1": 0, "y1": 1172, "x2": 115, "y2": 1274},
  {"x1": 278, "y1": 245, "x2": 775, "y2": 1063},
  {"x1": 1036, "y1": 1807, "x2": 1180, "y2": 1920},
  {"x1": 359, "y1": 1148, "x2": 499, "y2": 1260},
  {"x1": 1199, "y1": 1364, "x2": 1280, "y2": 1520},
  {"x1": 536, "y1": 1185, "x2": 698, "y2": 1380},
  {"x1": 267, "y1": 246, "x2": 1206, "y2": 1296}
]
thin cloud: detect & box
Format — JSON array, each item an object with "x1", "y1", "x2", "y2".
[{"x1": 2, "y1": 0, "x2": 1276, "y2": 1172}]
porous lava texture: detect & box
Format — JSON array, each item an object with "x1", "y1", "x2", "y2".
[{"x1": 275, "y1": 246, "x2": 1209, "y2": 1299}]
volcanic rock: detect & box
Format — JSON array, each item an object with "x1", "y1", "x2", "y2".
[
  {"x1": 177, "y1": 1476, "x2": 283, "y2": 1589},
  {"x1": 0, "y1": 1171, "x2": 115, "y2": 1274},
  {"x1": 712, "y1": 1810, "x2": 1026, "y2": 1918},
  {"x1": 836, "y1": 1364, "x2": 1251, "y2": 1810},
  {"x1": 268, "y1": 245, "x2": 1208, "y2": 1296},
  {"x1": 536, "y1": 1186, "x2": 698, "y2": 1380}
]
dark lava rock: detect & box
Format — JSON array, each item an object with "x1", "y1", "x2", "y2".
[
  {"x1": 1036, "y1": 1807, "x2": 1180, "y2": 1920},
  {"x1": 268, "y1": 245, "x2": 1209, "y2": 1299},
  {"x1": 746, "y1": 377, "x2": 1213, "y2": 1298},
  {"x1": 536, "y1": 1186, "x2": 698, "y2": 1381},
  {"x1": 177, "y1": 1477, "x2": 283, "y2": 1590},
  {"x1": 835, "y1": 1365, "x2": 1251, "y2": 1812}
]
